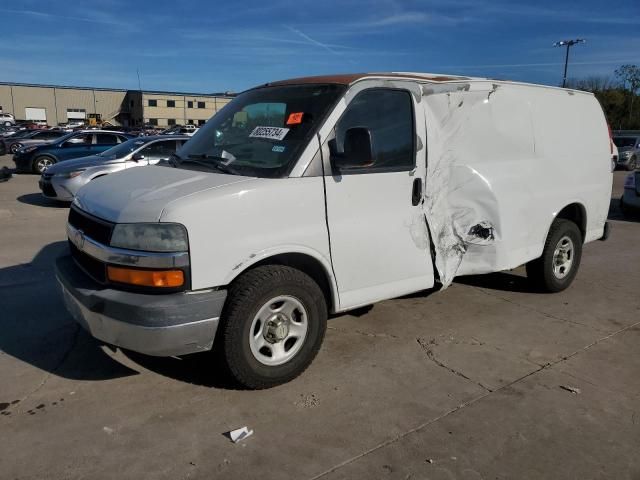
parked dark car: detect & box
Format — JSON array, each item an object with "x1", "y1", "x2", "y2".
[
  {"x1": 0, "y1": 129, "x2": 67, "y2": 155},
  {"x1": 13, "y1": 130, "x2": 132, "y2": 173},
  {"x1": 613, "y1": 134, "x2": 640, "y2": 171}
]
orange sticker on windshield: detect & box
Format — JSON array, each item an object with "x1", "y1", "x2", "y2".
[{"x1": 286, "y1": 112, "x2": 304, "y2": 125}]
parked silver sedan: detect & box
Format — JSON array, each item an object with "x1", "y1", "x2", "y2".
[{"x1": 39, "y1": 135, "x2": 189, "y2": 201}]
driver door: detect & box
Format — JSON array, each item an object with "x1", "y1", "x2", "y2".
[
  {"x1": 59, "y1": 133, "x2": 93, "y2": 160},
  {"x1": 323, "y1": 87, "x2": 434, "y2": 309}
]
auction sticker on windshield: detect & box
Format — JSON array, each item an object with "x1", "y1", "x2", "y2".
[{"x1": 249, "y1": 126, "x2": 290, "y2": 141}]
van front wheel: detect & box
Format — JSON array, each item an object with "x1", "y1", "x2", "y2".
[
  {"x1": 526, "y1": 219, "x2": 582, "y2": 292},
  {"x1": 219, "y1": 265, "x2": 327, "y2": 389}
]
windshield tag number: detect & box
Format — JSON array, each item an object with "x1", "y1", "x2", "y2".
[{"x1": 249, "y1": 126, "x2": 290, "y2": 141}]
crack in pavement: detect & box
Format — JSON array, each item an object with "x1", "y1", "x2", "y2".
[
  {"x1": 470, "y1": 286, "x2": 596, "y2": 330},
  {"x1": 307, "y1": 319, "x2": 640, "y2": 480},
  {"x1": 416, "y1": 337, "x2": 493, "y2": 393},
  {"x1": 327, "y1": 325, "x2": 399, "y2": 339},
  {"x1": 7, "y1": 325, "x2": 80, "y2": 414}
]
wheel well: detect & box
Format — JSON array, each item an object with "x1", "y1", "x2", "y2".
[
  {"x1": 556, "y1": 203, "x2": 586, "y2": 241},
  {"x1": 246, "y1": 253, "x2": 335, "y2": 311}
]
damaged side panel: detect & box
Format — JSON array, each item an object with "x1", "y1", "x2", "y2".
[
  {"x1": 420, "y1": 80, "x2": 610, "y2": 288},
  {"x1": 421, "y1": 82, "x2": 537, "y2": 287}
]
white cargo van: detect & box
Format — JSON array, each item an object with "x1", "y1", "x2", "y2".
[{"x1": 56, "y1": 73, "x2": 613, "y2": 388}]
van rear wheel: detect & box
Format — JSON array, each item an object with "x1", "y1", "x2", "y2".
[
  {"x1": 526, "y1": 219, "x2": 582, "y2": 292},
  {"x1": 218, "y1": 265, "x2": 327, "y2": 389}
]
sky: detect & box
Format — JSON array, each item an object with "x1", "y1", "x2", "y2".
[{"x1": 1, "y1": 0, "x2": 639, "y2": 94}]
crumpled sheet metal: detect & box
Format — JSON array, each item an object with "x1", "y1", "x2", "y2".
[{"x1": 421, "y1": 82, "x2": 508, "y2": 288}]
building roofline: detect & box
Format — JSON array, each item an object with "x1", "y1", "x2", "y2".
[{"x1": 0, "y1": 81, "x2": 235, "y2": 98}]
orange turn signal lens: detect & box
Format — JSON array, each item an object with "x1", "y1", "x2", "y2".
[{"x1": 107, "y1": 266, "x2": 184, "y2": 288}]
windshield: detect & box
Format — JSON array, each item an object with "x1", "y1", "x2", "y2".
[
  {"x1": 14, "y1": 130, "x2": 38, "y2": 139},
  {"x1": 175, "y1": 84, "x2": 346, "y2": 178},
  {"x1": 98, "y1": 138, "x2": 148, "y2": 158},
  {"x1": 613, "y1": 137, "x2": 638, "y2": 148}
]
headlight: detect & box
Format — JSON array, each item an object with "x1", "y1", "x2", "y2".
[
  {"x1": 110, "y1": 223, "x2": 189, "y2": 252},
  {"x1": 20, "y1": 145, "x2": 38, "y2": 153},
  {"x1": 57, "y1": 170, "x2": 85, "y2": 179},
  {"x1": 621, "y1": 151, "x2": 632, "y2": 158}
]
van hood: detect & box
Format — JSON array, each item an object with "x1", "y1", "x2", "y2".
[
  {"x1": 73, "y1": 165, "x2": 251, "y2": 223},
  {"x1": 46, "y1": 155, "x2": 122, "y2": 174}
]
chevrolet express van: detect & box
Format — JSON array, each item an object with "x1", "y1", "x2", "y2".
[{"x1": 56, "y1": 73, "x2": 612, "y2": 388}]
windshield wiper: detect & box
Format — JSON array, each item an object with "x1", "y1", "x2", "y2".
[{"x1": 186, "y1": 154, "x2": 239, "y2": 175}]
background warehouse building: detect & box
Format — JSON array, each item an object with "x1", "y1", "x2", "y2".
[{"x1": 0, "y1": 82, "x2": 235, "y2": 127}]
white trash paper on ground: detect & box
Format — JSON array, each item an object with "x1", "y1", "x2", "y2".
[{"x1": 228, "y1": 426, "x2": 254, "y2": 443}]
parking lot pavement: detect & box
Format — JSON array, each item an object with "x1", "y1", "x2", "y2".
[{"x1": 1, "y1": 154, "x2": 639, "y2": 480}]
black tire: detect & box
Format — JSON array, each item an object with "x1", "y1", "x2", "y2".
[
  {"x1": 218, "y1": 265, "x2": 327, "y2": 389},
  {"x1": 10, "y1": 143, "x2": 21, "y2": 153},
  {"x1": 32, "y1": 156, "x2": 56, "y2": 174},
  {"x1": 620, "y1": 196, "x2": 630, "y2": 217},
  {"x1": 526, "y1": 219, "x2": 582, "y2": 293}
]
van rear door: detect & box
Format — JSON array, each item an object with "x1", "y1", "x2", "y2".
[{"x1": 323, "y1": 87, "x2": 434, "y2": 309}]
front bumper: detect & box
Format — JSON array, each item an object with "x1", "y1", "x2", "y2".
[
  {"x1": 13, "y1": 152, "x2": 34, "y2": 172},
  {"x1": 622, "y1": 188, "x2": 640, "y2": 210},
  {"x1": 617, "y1": 154, "x2": 634, "y2": 167},
  {"x1": 39, "y1": 175, "x2": 76, "y2": 201},
  {"x1": 56, "y1": 255, "x2": 227, "y2": 356}
]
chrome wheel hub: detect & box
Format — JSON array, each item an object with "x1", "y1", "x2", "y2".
[
  {"x1": 264, "y1": 315, "x2": 290, "y2": 343},
  {"x1": 552, "y1": 235, "x2": 574, "y2": 279},
  {"x1": 38, "y1": 158, "x2": 53, "y2": 172},
  {"x1": 249, "y1": 295, "x2": 308, "y2": 366}
]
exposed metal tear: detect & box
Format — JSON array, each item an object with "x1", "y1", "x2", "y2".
[
  {"x1": 421, "y1": 83, "x2": 471, "y2": 97},
  {"x1": 469, "y1": 222, "x2": 494, "y2": 240},
  {"x1": 485, "y1": 84, "x2": 500, "y2": 102}
]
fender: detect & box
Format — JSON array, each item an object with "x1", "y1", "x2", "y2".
[{"x1": 223, "y1": 244, "x2": 340, "y2": 312}]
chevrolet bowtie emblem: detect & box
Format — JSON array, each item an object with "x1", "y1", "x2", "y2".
[{"x1": 75, "y1": 229, "x2": 85, "y2": 250}]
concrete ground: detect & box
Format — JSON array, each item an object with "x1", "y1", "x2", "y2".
[{"x1": 0, "y1": 154, "x2": 638, "y2": 480}]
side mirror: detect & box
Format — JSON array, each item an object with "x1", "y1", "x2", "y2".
[
  {"x1": 330, "y1": 127, "x2": 374, "y2": 170},
  {"x1": 132, "y1": 152, "x2": 145, "y2": 161}
]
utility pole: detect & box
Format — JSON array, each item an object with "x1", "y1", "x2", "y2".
[
  {"x1": 137, "y1": 68, "x2": 144, "y2": 133},
  {"x1": 554, "y1": 39, "x2": 585, "y2": 88}
]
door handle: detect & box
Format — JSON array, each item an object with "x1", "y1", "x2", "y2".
[{"x1": 411, "y1": 178, "x2": 422, "y2": 206}]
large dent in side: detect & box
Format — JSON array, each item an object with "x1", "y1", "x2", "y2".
[{"x1": 422, "y1": 82, "x2": 505, "y2": 288}]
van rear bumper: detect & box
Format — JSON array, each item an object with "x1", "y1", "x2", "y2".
[{"x1": 55, "y1": 255, "x2": 227, "y2": 356}]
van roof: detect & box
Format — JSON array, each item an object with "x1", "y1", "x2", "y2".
[
  {"x1": 262, "y1": 72, "x2": 477, "y2": 87},
  {"x1": 260, "y1": 72, "x2": 593, "y2": 95}
]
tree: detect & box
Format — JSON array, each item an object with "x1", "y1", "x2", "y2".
[{"x1": 615, "y1": 64, "x2": 640, "y2": 121}]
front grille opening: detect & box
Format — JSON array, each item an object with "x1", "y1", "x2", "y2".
[
  {"x1": 41, "y1": 182, "x2": 56, "y2": 197},
  {"x1": 68, "y1": 206, "x2": 114, "y2": 245},
  {"x1": 69, "y1": 242, "x2": 106, "y2": 283}
]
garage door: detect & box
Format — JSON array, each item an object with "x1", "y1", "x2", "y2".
[
  {"x1": 25, "y1": 107, "x2": 46, "y2": 121},
  {"x1": 67, "y1": 109, "x2": 86, "y2": 120}
]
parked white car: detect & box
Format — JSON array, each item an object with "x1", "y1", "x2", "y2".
[
  {"x1": 0, "y1": 113, "x2": 15, "y2": 126},
  {"x1": 56, "y1": 72, "x2": 612, "y2": 388},
  {"x1": 39, "y1": 135, "x2": 189, "y2": 201}
]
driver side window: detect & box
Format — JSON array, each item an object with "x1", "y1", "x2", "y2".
[
  {"x1": 140, "y1": 141, "x2": 176, "y2": 160},
  {"x1": 64, "y1": 133, "x2": 92, "y2": 146},
  {"x1": 334, "y1": 89, "x2": 415, "y2": 173}
]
